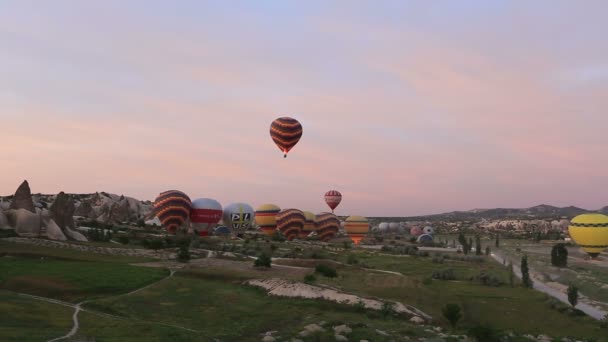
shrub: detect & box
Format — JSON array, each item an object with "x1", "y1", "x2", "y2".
[
  {"x1": 315, "y1": 264, "x2": 337, "y2": 278},
  {"x1": 432, "y1": 254, "x2": 445, "y2": 264},
  {"x1": 422, "y1": 277, "x2": 433, "y2": 286},
  {"x1": 342, "y1": 241, "x2": 352, "y2": 249},
  {"x1": 551, "y1": 243, "x2": 568, "y2": 268},
  {"x1": 567, "y1": 284, "x2": 578, "y2": 308},
  {"x1": 271, "y1": 231, "x2": 286, "y2": 242},
  {"x1": 304, "y1": 273, "x2": 316, "y2": 284},
  {"x1": 145, "y1": 238, "x2": 164, "y2": 251},
  {"x1": 471, "y1": 271, "x2": 503, "y2": 287},
  {"x1": 254, "y1": 253, "x2": 272, "y2": 268},
  {"x1": 177, "y1": 243, "x2": 190, "y2": 263},
  {"x1": 354, "y1": 299, "x2": 366, "y2": 312},
  {"x1": 432, "y1": 269, "x2": 456, "y2": 280},
  {"x1": 442, "y1": 304, "x2": 462, "y2": 328},
  {"x1": 468, "y1": 325, "x2": 501, "y2": 342},
  {"x1": 118, "y1": 235, "x2": 130, "y2": 245},
  {"x1": 347, "y1": 254, "x2": 359, "y2": 265},
  {"x1": 380, "y1": 302, "x2": 396, "y2": 319}
]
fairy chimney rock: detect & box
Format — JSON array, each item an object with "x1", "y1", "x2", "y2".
[{"x1": 9, "y1": 180, "x2": 36, "y2": 213}]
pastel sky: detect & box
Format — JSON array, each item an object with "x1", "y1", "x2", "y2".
[{"x1": 1, "y1": 1, "x2": 607, "y2": 216}]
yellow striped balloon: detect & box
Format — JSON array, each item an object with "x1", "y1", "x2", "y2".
[
  {"x1": 568, "y1": 213, "x2": 608, "y2": 258},
  {"x1": 300, "y1": 211, "x2": 316, "y2": 239},
  {"x1": 344, "y1": 215, "x2": 369, "y2": 245},
  {"x1": 255, "y1": 204, "x2": 281, "y2": 236}
]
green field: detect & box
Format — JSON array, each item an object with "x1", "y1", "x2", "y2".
[{"x1": 1, "y1": 238, "x2": 607, "y2": 341}]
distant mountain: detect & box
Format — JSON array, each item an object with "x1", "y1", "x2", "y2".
[{"x1": 375, "y1": 204, "x2": 603, "y2": 222}]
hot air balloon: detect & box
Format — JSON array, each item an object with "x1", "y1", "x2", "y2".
[
  {"x1": 417, "y1": 234, "x2": 434, "y2": 244},
  {"x1": 190, "y1": 198, "x2": 223, "y2": 237},
  {"x1": 315, "y1": 212, "x2": 340, "y2": 242},
  {"x1": 276, "y1": 209, "x2": 305, "y2": 241},
  {"x1": 324, "y1": 190, "x2": 342, "y2": 213},
  {"x1": 423, "y1": 226, "x2": 435, "y2": 235},
  {"x1": 270, "y1": 117, "x2": 302, "y2": 158},
  {"x1": 344, "y1": 216, "x2": 370, "y2": 245},
  {"x1": 255, "y1": 204, "x2": 281, "y2": 236},
  {"x1": 214, "y1": 225, "x2": 231, "y2": 236},
  {"x1": 223, "y1": 203, "x2": 255, "y2": 236},
  {"x1": 300, "y1": 211, "x2": 316, "y2": 239},
  {"x1": 568, "y1": 213, "x2": 608, "y2": 258},
  {"x1": 378, "y1": 222, "x2": 389, "y2": 232},
  {"x1": 410, "y1": 226, "x2": 422, "y2": 237},
  {"x1": 154, "y1": 190, "x2": 192, "y2": 234},
  {"x1": 389, "y1": 222, "x2": 399, "y2": 232}
]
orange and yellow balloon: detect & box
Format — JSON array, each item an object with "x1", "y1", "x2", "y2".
[{"x1": 344, "y1": 215, "x2": 369, "y2": 245}]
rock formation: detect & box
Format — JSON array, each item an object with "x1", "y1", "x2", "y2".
[
  {"x1": 50, "y1": 192, "x2": 76, "y2": 230},
  {"x1": 8, "y1": 180, "x2": 35, "y2": 213}
]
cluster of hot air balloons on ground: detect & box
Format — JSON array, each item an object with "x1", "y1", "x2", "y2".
[
  {"x1": 152, "y1": 117, "x2": 374, "y2": 245},
  {"x1": 153, "y1": 189, "x2": 370, "y2": 245},
  {"x1": 375, "y1": 222, "x2": 435, "y2": 243}
]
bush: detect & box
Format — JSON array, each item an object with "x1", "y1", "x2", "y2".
[
  {"x1": 254, "y1": 253, "x2": 272, "y2": 268},
  {"x1": 118, "y1": 235, "x2": 130, "y2": 245},
  {"x1": 177, "y1": 243, "x2": 190, "y2": 263},
  {"x1": 271, "y1": 231, "x2": 286, "y2": 242},
  {"x1": 432, "y1": 268, "x2": 456, "y2": 280},
  {"x1": 432, "y1": 254, "x2": 445, "y2": 264},
  {"x1": 145, "y1": 238, "x2": 164, "y2": 250},
  {"x1": 422, "y1": 277, "x2": 433, "y2": 285},
  {"x1": 354, "y1": 299, "x2": 366, "y2": 312},
  {"x1": 471, "y1": 271, "x2": 503, "y2": 287},
  {"x1": 342, "y1": 241, "x2": 352, "y2": 249},
  {"x1": 347, "y1": 254, "x2": 359, "y2": 265},
  {"x1": 315, "y1": 264, "x2": 337, "y2": 278},
  {"x1": 551, "y1": 243, "x2": 568, "y2": 267},
  {"x1": 442, "y1": 304, "x2": 462, "y2": 328},
  {"x1": 380, "y1": 302, "x2": 396, "y2": 319},
  {"x1": 303, "y1": 273, "x2": 316, "y2": 284},
  {"x1": 468, "y1": 325, "x2": 501, "y2": 342}
]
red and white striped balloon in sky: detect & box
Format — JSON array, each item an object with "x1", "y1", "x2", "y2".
[{"x1": 324, "y1": 190, "x2": 342, "y2": 213}]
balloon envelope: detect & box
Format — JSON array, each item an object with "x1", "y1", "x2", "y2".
[
  {"x1": 324, "y1": 190, "x2": 342, "y2": 212},
  {"x1": 190, "y1": 198, "x2": 223, "y2": 237},
  {"x1": 270, "y1": 117, "x2": 302, "y2": 158},
  {"x1": 410, "y1": 226, "x2": 422, "y2": 237},
  {"x1": 223, "y1": 203, "x2": 255, "y2": 236},
  {"x1": 344, "y1": 215, "x2": 369, "y2": 245},
  {"x1": 315, "y1": 212, "x2": 340, "y2": 242},
  {"x1": 255, "y1": 204, "x2": 281, "y2": 236},
  {"x1": 423, "y1": 226, "x2": 435, "y2": 235},
  {"x1": 214, "y1": 225, "x2": 231, "y2": 236},
  {"x1": 568, "y1": 213, "x2": 608, "y2": 258},
  {"x1": 417, "y1": 234, "x2": 434, "y2": 244},
  {"x1": 378, "y1": 222, "x2": 389, "y2": 232},
  {"x1": 276, "y1": 209, "x2": 305, "y2": 241},
  {"x1": 154, "y1": 190, "x2": 192, "y2": 234},
  {"x1": 301, "y1": 211, "x2": 316, "y2": 239}
]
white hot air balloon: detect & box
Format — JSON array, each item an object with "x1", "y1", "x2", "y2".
[{"x1": 223, "y1": 203, "x2": 255, "y2": 236}]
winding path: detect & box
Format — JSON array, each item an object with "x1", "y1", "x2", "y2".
[
  {"x1": 491, "y1": 251, "x2": 607, "y2": 320},
  {"x1": 37, "y1": 267, "x2": 187, "y2": 342}
]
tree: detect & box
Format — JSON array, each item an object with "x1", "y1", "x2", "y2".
[
  {"x1": 458, "y1": 232, "x2": 469, "y2": 255},
  {"x1": 485, "y1": 246, "x2": 491, "y2": 256},
  {"x1": 468, "y1": 238, "x2": 473, "y2": 254},
  {"x1": 177, "y1": 243, "x2": 190, "y2": 262},
  {"x1": 551, "y1": 243, "x2": 568, "y2": 268},
  {"x1": 521, "y1": 255, "x2": 533, "y2": 288},
  {"x1": 495, "y1": 233, "x2": 500, "y2": 248},
  {"x1": 534, "y1": 231, "x2": 541, "y2": 243},
  {"x1": 442, "y1": 303, "x2": 462, "y2": 328},
  {"x1": 508, "y1": 262, "x2": 515, "y2": 287},
  {"x1": 567, "y1": 284, "x2": 578, "y2": 308},
  {"x1": 475, "y1": 235, "x2": 482, "y2": 256}
]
